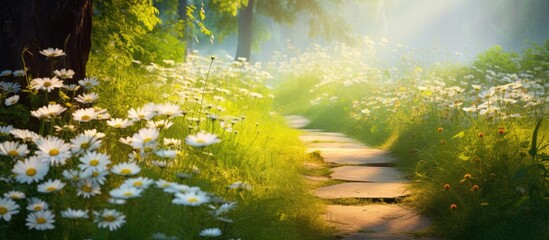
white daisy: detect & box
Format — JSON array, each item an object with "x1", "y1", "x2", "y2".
[
  {"x1": 111, "y1": 162, "x2": 141, "y2": 176},
  {"x1": 10, "y1": 129, "x2": 40, "y2": 142},
  {"x1": 155, "y1": 179, "x2": 174, "y2": 189},
  {"x1": 70, "y1": 133, "x2": 102, "y2": 155},
  {"x1": 163, "y1": 138, "x2": 181, "y2": 148},
  {"x1": 3, "y1": 190, "x2": 25, "y2": 200},
  {"x1": 227, "y1": 181, "x2": 252, "y2": 190},
  {"x1": 12, "y1": 70, "x2": 25, "y2": 77},
  {"x1": 172, "y1": 190, "x2": 210, "y2": 206},
  {"x1": 39, "y1": 48, "x2": 66, "y2": 58},
  {"x1": 0, "y1": 141, "x2": 29, "y2": 158},
  {"x1": 119, "y1": 136, "x2": 133, "y2": 146},
  {"x1": 127, "y1": 107, "x2": 155, "y2": 121},
  {"x1": 12, "y1": 157, "x2": 49, "y2": 184},
  {"x1": 63, "y1": 84, "x2": 80, "y2": 91},
  {"x1": 62, "y1": 169, "x2": 82, "y2": 182},
  {"x1": 199, "y1": 228, "x2": 222, "y2": 237},
  {"x1": 0, "y1": 125, "x2": 14, "y2": 134},
  {"x1": 30, "y1": 77, "x2": 63, "y2": 92},
  {"x1": 121, "y1": 177, "x2": 153, "y2": 189},
  {"x1": 0, "y1": 70, "x2": 11, "y2": 76},
  {"x1": 78, "y1": 77, "x2": 100, "y2": 89},
  {"x1": 76, "y1": 180, "x2": 101, "y2": 198},
  {"x1": 94, "y1": 209, "x2": 126, "y2": 231},
  {"x1": 155, "y1": 103, "x2": 183, "y2": 117},
  {"x1": 26, "y1": 198, "x2": 49, "y2": 211},
  {"x1": 53, "y1": 68, "x2": 75, "y2": 79},
  {"x1": 72, "y1": 108, "x2": 98, "y2": 122},
  {"x1": 85, "y1": 168, "x2": 109, "y2": 185},
  {"x1": 163, "y1": 184, "x2": 196, "y2": 194},
  {"x1": 185, "y1": 131, "x2": 221, "y2": 147},
  {"x1": 130, "y1": 128, "x2": 159, "y2": 150},
  {"x1": 109, "y1": 186, "x2": 142, "y2": 199},
  {"x1": 37, "y1": 179, "x2": 65, "y2": 193},
  {"x1": 4, "y1": 95, "x2": 19, "y2": 106},
  {"x1": 106, "y1": 118, "x2": 133, "y2": 128},
  {"x1": 154, "y1": 149, "x2": 177, "y2": 158},
  {"x1": 30, "y1": 103, "x2": 67, "y2": 120},
  {"x1": 107, "y1": 198, "x2": 126, "y2": 205},
  {"x1": 61, "y1": 208, "x2": 89, "y2": 219},
  {"x1": 151, "y1": 160, "x2": 168, "y2": 168},
  {"x1": 146, "y1": 119, "x2": 174, "y2": 130},
  {"x1": 25, "y1": 210, "x2": 55, "y2": 230},
  {"x1": 0, "y1": 82, "x2": 22, "y2": 93},
  {"x1": 0, "y1": 198, "x2": 20, "y2": 221},
  {"x1": 84, "y1": 129, "x2": 106, "y2": 139},
  {"x1": 78, "y1": 151, "x2": 110, "y2": 174},
  {"x1": 74, "y1": 92, "x2": 99, "y2": 104},
  {"x1": 35, "y1": 136, "x2": 71, "y2": 166}
]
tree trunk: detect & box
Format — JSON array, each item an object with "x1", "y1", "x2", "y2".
[
  {"x1": 0, "y1": 0, "x2": 93, "y2": 82},
  {"x1": 235, "y1": 0, "x2": 254, "y2": 61}
]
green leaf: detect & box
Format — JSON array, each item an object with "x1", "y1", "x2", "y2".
[
  {"x1": 529, "y1": 117, "x2": 543, "y2": 157},
  {"x1": 452, "y1": 131, "x2": 465, "y2": 139}
]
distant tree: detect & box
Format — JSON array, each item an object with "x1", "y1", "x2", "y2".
[{"x1": 202, "y1": 0, "x2": 352, "y2": 61}]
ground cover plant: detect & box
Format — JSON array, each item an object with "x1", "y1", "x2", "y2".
[
  {"x1": 0, "y1": 49, "x2": 331, "y2": 239},
  {"x1": 273, "y1": 39, "x2": 549, "y2": 239}
]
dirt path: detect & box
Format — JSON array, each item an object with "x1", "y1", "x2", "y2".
[{"x1": 286, "y1": 115, "x2": 437, "y2": 240}]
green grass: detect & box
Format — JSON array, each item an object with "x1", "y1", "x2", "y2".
[{"x1": 0, "y1": 54, "x2": 333, "y2": 239}]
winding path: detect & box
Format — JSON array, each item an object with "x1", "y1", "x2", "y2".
[{"x1": 286, "y1": 115, "x2": 437, "y2": 240}]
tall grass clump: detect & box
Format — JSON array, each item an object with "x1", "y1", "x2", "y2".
[
  {"x1": 0, "y1": 49, "x2": 330, "y2": 239},
  {"x1": 273, "y1": 38, "x2": 549, "y2": 239}
]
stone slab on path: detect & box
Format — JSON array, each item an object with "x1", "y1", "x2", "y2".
[
  {"x1": 299, "y1": 135, "x2": 360, "y2": 144},
  {"x1": 315, "y1": 182, "x2": 410, "y2": 199},
  {"x1": 324, "y1": 205, "x2": 432, "y2": 234},
  {"x1": 306, "y1": 148, "x2": 396, "y2": 165},
  {"x1": 285, "y1": 115, "x2": 310, "y2": 128},
  {"x1": 331, "y1": 166, "x2": 408, "y2": 183},
  {"x1": 301, "y1": 131, "x2": 347, "y2": 137},
  {"x1": 306, "y1": 142, "x2": 367, "y2": 149}
]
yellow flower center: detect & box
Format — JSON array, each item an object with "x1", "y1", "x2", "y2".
[
  {"x1": 196, "y1": 139, "x2": 206, "y2": 143},
  {"x1": 44, "y1": 82, "x2": 52, "y2": 87},
  {"x1": 143, "y1": 137, "x2": 152, "y2": 143},
  {"x1": 37, "y1": 217, "x2": 47, "y2": 224},
  {"x1": 82, "y1": 185, "x2": 92, "y2": 193},
  {"x1": 81, "y1": 115, "x2": 91, "y2": 121},
  {"x1": 123, "y1": 192, "x2": 133, "y2": 197},
  {"x1": 8, "y1": 150, "x2": 19, "y2": 157},
  {"x1": 80, "y1": 143, "x2": 89, "y2": 149},
  {"x1": 26, "y1": 168, "x2": 37, "y2": 176},
  {"x1": 104, "y1": 215, "x2": 116, "y2": 222},
  {"x1": 138, "y1": 114, "x2": 145, "y2": 119},
  {"x1": 34, "y1": 206, "x2": 43, "y2": 211},
  {"x1": 46, "y1": 186, "x2": 57, "y2": 192},
  {"x1": 91, "y1": 171, "x2": 100, "y2": 177},
  {"x1": 120, "y1": 169, "x2": 131, "y2": 175},
  {"x1": 133, "y1": 182, "x2": 142, "y2": 187},
  {"x1": 89, "y1": 159, "x2": 99, "y2": 166},
  {"x1": 188, "y1": 197, "x2": 199, "y2": 203},
  {"x1": 49, "y1": 149, "x2": 59, "y2": 156},
  {"x1": 115, "y1": 123, "x2": 122, "y2": 128},
  {"x1": 0, "y1": 207, "x2": 7, "y2": 214}
]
